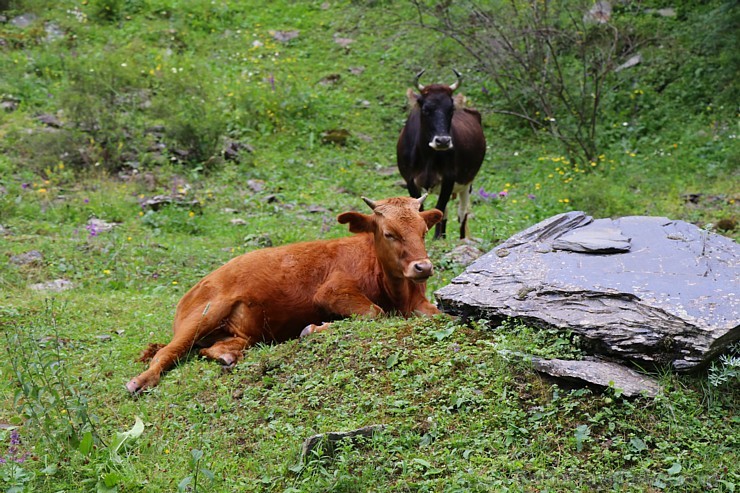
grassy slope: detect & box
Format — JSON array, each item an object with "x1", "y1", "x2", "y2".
[{"x1": 0, "y1": 0, "x2": 738, "y2": 491}]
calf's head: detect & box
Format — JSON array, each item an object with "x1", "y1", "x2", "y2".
[
  {"x1": 338, "y1": 195, "x2": 443, "y2": 282},
  {"x1": 408, "y1": 69, "x2": 462, "y2": 151}
]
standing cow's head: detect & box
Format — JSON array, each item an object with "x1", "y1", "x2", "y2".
[
  {"x1": 337, "y1": 195, "x2": 443, "y2": 282},
  {"x1": 408, "y1": 69, "x2": 462, "y2": 151}
]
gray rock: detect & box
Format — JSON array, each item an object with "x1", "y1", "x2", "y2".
[
  {"x1": 301, "y1": 425, "x2": 385, "y2": 461},
  {"x1": 272, "y1": 30, "x2": 299, "y2": 42},
  {"x1": 140, "y1": 194, "x2": 200, "y2": 211},
  {"x1": 36, "y1": 113, "x2": 63, "y2": 128},
  {"x1": 616, "y1": 54, "x2": 643, "y2": 72},
  {"x1": 646, "y1": 7, "x2": 676, "y2": 17},
  {"x1": 86, "y1": 218, "x2": 118, "y2": 234},
  {"x1": 1, "y1": 100, "x2": 18, "y2": 112},
  {"x1": 530, "y1": 357, "x2": 661, "y2": 398},
  {"x1": 436, "y1": 211, "x2": 739, "y2": 371},
  {"x1": 583, "y1": 0, "x2": 611, "y2": 24},
  {"x1": 10, "y1": 13, "x2": 36, "y2": 28},
  {"x1": 44, "y1": 22, "x2": 64, "y2": 42},
  {"x1": 10, "y1": 250, "x2": 43, "y2": 266},
  {"x1": 552, "y1": 220, "x2": 631, "y2": 253},
  {"x1": 444, "y1": 243, "x2": 485, "y2": 266},
  {"x1": 30, "y1": 279, "x2": 74, "y2": 292}
]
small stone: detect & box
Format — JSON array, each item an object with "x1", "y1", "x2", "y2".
[
  {"x1": 271, "y1": 30, "x2": 299, "y2": 42},
  {"x1": 301, "y1": 425, "x2": 385, "y2": 461},
  {"x1": 87, "y1": 218, "x2": 118, "y2": 233},
  {"x1": 37, "y1": 113, "x2": 63, "y2": 128},
  {"x1": 10, "y1": 13, "x2": 37, "y2": 28},
  {"x1": 319, "y1": 74, "x2": 341, "y2": 86},
  {"x1": 333, "y1": 34, "x2": 354, "y2": 48},
  {"x1": 444, "y1": 244, "x2": 484, "y2": 267},
  {"x1": 247, "y1": 179, "x2": 265, "y2": 193},
  {"x1": 10, "y1": 250, "x2": 43, "y2": 266},
  {"x1": 321, "y1": 129, "x2": 350, "y2": 146},
  {"x1": 30, "y1": 279, "x2": 74, "y2": 292}
]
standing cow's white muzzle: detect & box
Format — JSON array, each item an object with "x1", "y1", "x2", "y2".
[{"x1": 429, "y1": 135, "x2": 453, "y2": 150}]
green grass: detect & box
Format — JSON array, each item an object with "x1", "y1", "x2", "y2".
[{"x1": 0, "y1": 0, "x2": 738, "y2": 491}]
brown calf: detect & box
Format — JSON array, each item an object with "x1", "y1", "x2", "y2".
[{"x1": 126, "y1": 195, "x2": 443, "y2": 394}]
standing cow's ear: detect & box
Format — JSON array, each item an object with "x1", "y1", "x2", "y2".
[
  {"x1": 337, "y1": 212, "x2": 375, "y2": 233},
  {"x1": 406, "y1": 88, "x2": 421, "y2": 108},
  {"x1": 421, "y1": 209, "x2": 444, "y2": 229}
]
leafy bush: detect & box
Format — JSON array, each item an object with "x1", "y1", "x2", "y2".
[
  {"x1": 411, "y1": 0, "x2": 639, "y2": 164},
  {"x1": 708, "y1": 342, "x2": 740, "y2": 387}
]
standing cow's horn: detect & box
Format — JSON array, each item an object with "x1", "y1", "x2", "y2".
[
  {"x1": 362, "y1": 196, "x2": 378, "y2": 210},
  {"x1": 449, "y1": 69, "x2": 462, "y2": 91},
  {"x1": 417, "y1": 193, "x2": 428, "y2": 209},
  {"x1": 414, "y1": 69, "x2": 426, "y2": 91}
]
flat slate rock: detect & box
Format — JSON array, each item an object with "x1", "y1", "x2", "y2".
[
  {"x1": 530, "y1": 357, "x2": 661, "y2": 398},
  {"x1": 436, "y1": 211, "x2": 739, "y2": 371}
]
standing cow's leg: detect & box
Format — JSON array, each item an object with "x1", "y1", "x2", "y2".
[
  {"x1": 457, "y1": 183, "x2": 472, "y2": 239},
  {"x1": 433, "y1": 178, "x2": 455, "y2": 239},
  {"x1": 125, "y1": 300, "x2": 234, "y2": 394}
]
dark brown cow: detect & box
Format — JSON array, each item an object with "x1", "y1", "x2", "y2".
[
  {"x1": 397, "y1": 69, "x2": 487, "y2": 239},
  {"x1": 126, "y1": 196, "x2": 443, "y2": 394}
]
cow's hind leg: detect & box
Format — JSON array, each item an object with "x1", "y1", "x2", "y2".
[
  {"x1": 125, "y1": 300, "x2": 234, "y2": 395},
  {"x1": 199, "y1": 336, "x2": 252, "y2": 368},
  {"x1": 457, "y1": 184, "x2": 472, "y2": 239}
]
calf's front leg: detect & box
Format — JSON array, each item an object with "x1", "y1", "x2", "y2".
[{"x1": 301, "y1": 274, "x2": 384, "y2": 337}]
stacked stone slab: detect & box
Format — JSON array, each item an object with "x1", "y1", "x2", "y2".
[{"x1": 436, "y1": 212, "x2": 739, "y2": 371}]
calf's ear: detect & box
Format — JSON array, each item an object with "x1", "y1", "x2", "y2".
[
  {"x1": 421, "y1": 209, "x2": 444, "y2": 229},
  {"x1": 337, "y1": 212, "x2": 374, "y2": 233}
]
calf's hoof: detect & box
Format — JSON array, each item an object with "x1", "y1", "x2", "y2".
[
  {"x1": 218, "y1": 353, "x2": 237, "y2": 371},
  {"x1": 300, "y1": 325, "x2": 315, "y2": 338},
  {"x1": 125, "y1": 379, "x2": 142, "y2": 395},
  {"x1": 125, "y1": 373, "x2": 159, "y2": 396}
]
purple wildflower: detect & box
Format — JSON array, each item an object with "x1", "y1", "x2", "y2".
[
  {"x1": 478, "y1": 187, "x2": 495, "y2": 200},
  {"x1": 527, "y1": 194, "x2": 537, "y2": 200},
  {"x1": 2, "y1": 429, "x2": 29, "y2": 464},
  {"x1": 21, "y1": 183, "x2": 30, "y2": 189},
  {"x1": 498, "y1": 190, "x2": 509, "y2": 198},
  {"x1": 268, "y1": 73, "x2": 276, "y2": 91},
  {"x1": 86, "y1": 223, "x2": 99, "y2": 238},
  {"x1": 481, "y1": 86, "x2": 489, "y2": 95},
  {"x1": 84, "y1": 198, "x2": 89, "y2": 204}
]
